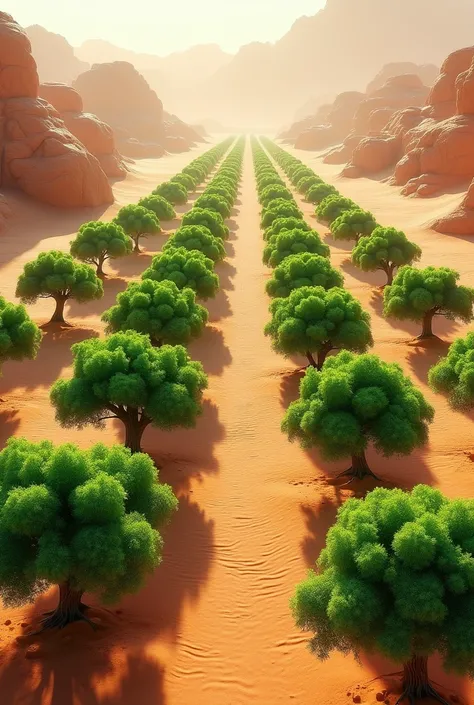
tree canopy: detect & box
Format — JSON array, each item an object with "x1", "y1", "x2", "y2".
[
  {"x1": 383, "y1": 266, "x2": 474, "y2": 339},
  {"x1": 260, "y1": 184, "x2": 293, "y2": 209},
  {"x1": 266, "y1": 253, "x2": 344, "y2": 298},
  {"x1": 307, "y1": 183, "x2": 338, "y2": 205},
  {"x1": 261, "y1": 199, "x2": 302, "y2": 229},
  {"x1": 0, "y1": 296, "x2": 41, "y2": 368},
  {"x1": 296, "y1": 175, "x2": 323, "y2": 195},
  {"x1": 0, "y1": 437, "x2": 177, "y2": 629},
  {"x1": 142, "y1": 247, "x2": 219, "y2": 299},
  {"x1": 181, "y1": 207, "x2": 229, "y2": 239},
  {"x1": 429, "y1": 331, "x2": 474, "y2": 409},
  {"x1": 138, "y1": 195, "x2": 176, "y2": 221},
  {"x1": 171, "y1": 173, "x2": 196, "y2": 192},
  {"x1": 316, "y1": 195, "x2": 358, "y2": 225},
  {"x1": 16, "y1": 251, "x2": 103, "y2": 326},
  {"x1": 265, "y1": 286, "x2": 372, "y2": 368},
  {"x1": 194, "y1": 193, "x2": 231, "y2": 219},
  {"x1": 70, "y1": 221, "x2": 133, "y2": 275},
  {"x1": 292, "y1": 483, "x2": 474, "y2": 703},
  {"x1": 352, "y1": 226, "x2": 422, "y2": 285},
  {"x1": 264, "y1": 217, "x2": 311, "y2": 241},
  {"x1": 153, "y1": 181, "x2": 188, "y2": 205},
  {"x1": 257, "y1": 174, "x2": 285, "y2": 192},
  {"x1": 205, "y1": 185, "x2": 233, "y2": 206},
  {"x1": 282, "y1": 351, "x2": 434, "y2": 481},
  {"x1": 102, "y1": 279, "x2": 208, "y2": 346},
  {"x1": 114, "y1": 205, "x2": 161, "y2": 253},
  {"x1": 164, "y1": 225, "x2": 226, "y2": 262},
  {"x1": 330, "y1": 208, "x2": 378, "y2": 244},
  {"x1": 263, "y1": 228, "x2": 330, "y2": 268},
  {"x1": 50, "y1": 331, "x2": 208, "y2": 453}
]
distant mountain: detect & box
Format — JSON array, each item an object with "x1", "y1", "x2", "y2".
[{"x1": 26, "y1": 25, "x2": 89, "y2": 84}]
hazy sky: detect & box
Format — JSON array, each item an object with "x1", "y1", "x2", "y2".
[{"x1": 6, "y1": 1, "x2": 326, "y2": 55}]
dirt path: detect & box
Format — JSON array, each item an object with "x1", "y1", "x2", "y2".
[{"x1": 0, "y1": 139, "x2": 473, "y2": 704}]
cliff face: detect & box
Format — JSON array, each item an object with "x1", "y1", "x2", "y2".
[{"x1": 26, "y1": 25, "x2": 89, "y2": 84}]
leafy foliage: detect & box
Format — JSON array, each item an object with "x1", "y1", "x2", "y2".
[
  {"x1": 194, "y1": 193, "x2": 231, "y2": 219},
  {"x1": 102, "y1": 279, "x2": 208, "y2": 346},
  {"x1": 283, "y1": 351, "x2": 434, "y2": 461},
  {"x1": 429, "y1": 332, "x2": 474, "y2": 409},
  {"x1": 316, "y1": 196, "x2": 358, "y2": 225},
  {"x1": 181, "y1": 208, "x2": 229, "y2": 240},
  {"x1": 0, "y1": 297, "x2": 41, "y2": 367},
  {"x1": 297, "y1": 175, "x2": 323, "y2": 195},
  {"x1": 153, "y1": 181, "x2": 188, "y2": 205},
  {"x1": 138, "y1": 195, "x2": 176, "y2": 221},
  {"x1": 70, "y1": 221, "x2": 133, "y2": 275},
  {"x1": 171, "y1": 173, "x2": 196, "y2": 192},
  {"x1": 292, "y1": 483, "x2": 474, "y2": 676},
  {"x1": 0, "y1": 437, "x2": 177, "y2": 607},
  {"x1": 263, "y1": 228, "x2": 330, "y2": 267},
  {"x1": 264, "y1": 217, "x2": 311, "y2": 241},
  {"x1": 266, "y1": 253, "x2": 344, "y2": 298},
  {"x1": 205, "y1": 185, "x2": 233, "y2": 206},
  {"x1": 330, "y1": 209, "x2": 378, "y2": 243},
  {"x1": 142, "y1": 247, "x2": 219, "y2": 299},
  {"x1": 164, "y1": 225, "x2": 225, "y2": 262},
  {"x1": 114, "y1": 205, "x2": 161, "y2": 252},
  {"x1": 352, "y1": 227, "x2": 422, "y2": 284},
  {"x1": 261, "y1": 199, "x2": 303, "y2": 228},
  {"x1": 307, "y1": 183, "x2": 338, "y2": 205},
  {"x1": 257, "y1": 174, "x2": 285, "y2": 192},
  {"x1": 260, "y1": 184, "x2": 293, "y2": 209}
]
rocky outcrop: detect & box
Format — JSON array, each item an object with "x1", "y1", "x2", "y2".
[
  {"x1": 39, "y1": 83, "x2": 126, "y2": 178},
  {"x1": 366, "y1": 62, "x2": 438, "y2": 94},
  {"x1": 0, "y1": 13, "x2": 113, "y2": 208},
  {"x1": 0, "y1": 195, "x2": 11, "y2": 231},
  {"x1": 433, "y1": 179, "x2": 474, "y2": 234},
  {"x1": 294, "y1": 92, "x2": 365, "y2": 150},
  {"x1": 26, "y1": 25, "x2": 89, "y2": 84}
]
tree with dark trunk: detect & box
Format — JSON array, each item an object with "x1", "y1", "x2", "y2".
[
  {"x1": 70, "y1": 221, "x2": 133, "y2": 276},
  {"x1": 384, "y1": 265, "x2": 474, "y2": 339},
  {"x1": 265, "y1": 286, "x2": 373, "y2": 372},
  {"x1": 330, "y1": 208, "x2": 378, "y2": 244},
  {"x1": 114, "y1": 204, "x2": 161, "y2": 254},
  {"x1": 291, "y1": 484, "x2": 473, "y2": 705},
  {"x1": 50, "y1": 330, "x2": 208, "y2": 453},
  {"x1": 15, "y1": 251, "x2": 103, "y2": 326},
  {"x1": 0, "y1": 438, "x2": 177, "y2": 632},
  {"x1": 283, "y1": 351, "x2": 434, "y2": 483},
  {"x1": 352, "y1": 226, "x2": 422, "y2": 287}
]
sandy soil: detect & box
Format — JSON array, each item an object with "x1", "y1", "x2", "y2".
[{"x1": 0, "y1": 139, "x2": 473, "y2": 705}]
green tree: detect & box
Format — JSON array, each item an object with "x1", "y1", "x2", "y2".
[
  {"x1": 181, "y1": 207, "x2": 229, "y2": 240},
  {"x1": 283, "y1": 351, "x2": 434, "y2": 481},
  {"x1": 16, "y1": 251, "x2": 103, "y2": 326},
  {"x1": 383, "y1": 266, "x2": 474, "y2": 339},
  {"x1": 316, "y1": 195, "x2": 357, "y2": 224},
  {"x1": 257, "y1": 174, "x2": 285, "y2": 192},
  {"x1": 142, "y1": 247, "x2": 219, "y2": 299},
  {"x1": 297, "y1": 175, "x2": 323, "y2": 195},
  {"x1": 70, "y1": 221, "x2": 133, "y2": 276},
  {"x1": 292, "y1": 166, "x2": 314, "y2": 185},
  {"x1": 138, "y1": 195, "x2": 176, "y2": 221},
  {"x1": 114, "y1": 205, "x2": 161, "y2": 253},
  {"x1": 263, "y1": 228, "x2": 330, "y2": 267},
  {"x1": 261, "y1": 199, "x2": 302, "y2": 229},
  {"x1": 352, "y1": 227, "x2": 422, "y2": 285},
  {"x1": 266, "y1": 286, "x2": 372, "y2": 368},
  {"x1": 260, "y1": 184, "x2": 293, "y2": 209},
  {"x1": 102, "y1": 279, "x2": 208, "y2": 346},
  {"x1": 153, "y1": 181, "x2": 188, "y2": 205},
  {"x1": 164, "y1": 225, "x2": 226, "y2": 262},
  {"x1": 429, "y1": 331, "x2": 474, "y2": 408},
  {"x1": 330, "y1": 208, "x2": 378, "y2": 245},
  {"x1": 195, "y1": 193, "x2": 231, "y2": 219},
  {"x1": 0, "y1": 297, "x2": 42, "y2": 368},
  {"x1": 292, "y1": 483, "x2": 474, "y2": 705},
  {"x1": 205, "y1": 185, "x2": 233, "y2": 206},
  {"x1": 171, "y1": 173, "x2": 196, "y2": 192},
  {"x1": 50, "y1": 331, "x2": 208, "y2": 453},
  {"x1": 0, "y1": 437, "x2": 177, "y2": 630},
  {"x1": 266, "y1": 253, "x2": 344, "y2": 298},
  {"x1": 182, "y1": 164, "x2": 206, "y2": 183},
  {"x1": 307, "y1": 183, "x2": 338, "y2": 205},
  {"x1": 264, "y1": 216, "x2": 311, "y2": 241}
]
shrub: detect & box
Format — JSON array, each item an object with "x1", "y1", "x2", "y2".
[
  {"x1": 171, "y1": 173, "x2": 196, "y2": 192},
  {"x1": 291, "y1": 166, "x2": 314, "y2": 185},
  {"x1": 181, "y1": 207, "x2": 229, "y2": 240},
  {"x1": 0, "y1": 297, "x2": 41, "y2": 368},
  {"x1": 266, "y1": 253, "x2": 344, "y2": 298},
  {"x1": 153, "y1": 181, "x2": 188, "y2": 206},
  {"x1": 205, "y1": 185, "x2": 234, "y2": 206},
  {"x1": 70, "y1": 221, "x2": 133, "y2": 276},
  {"x1": 50, "y1": 331, "x2": 208, "y2": 453},
  {"x1": 283, "y1": 351, "x2": 434, "y2": 481},
  {"x1": 261, "y1": 199, "x2": 302, "y2": 229},
  {"x1": 142, "y1": 247, "x2": 219, "y2": 299},
  {"x1": 264, "y1": 217, "x2": 311, "y2": 241},
  {"x1": 194, "y1": 193, "x2": 231, "y2": 219},
  {"x1": 316, "y1": 195, "x2": 357, "y2": 224},
  {"x1": 138, "y1": 195, "x2": 176, "y2": 221},
  {"x1": 0, "y1": 437, "x2": 177, "y2": 630},
  {"x1": 266, "y1": 286, "x2": 372, "y2": 368},
  {"x1": 114, "y1": 205, "x2": 161, "y2": 253},
  {"x1": 260, "y1": 184, "x2": 293, "y2": 209},
  {"x1": 16, "y1": 251, "x2": 103, "y2": 326},
  {"x1": 182, "y1": 165, "x2": 206, "y2": 183},
  {"x1": 330, "y1": 208, "x2": 378, "y2": 244},
  {"x1": 257, "y1": 174, "x2": 285, "y2": 192},
  {"x1": 383, "y1": 266, "x2": 474, "y2": 339},
  {"x1": 352, "y1": 227, "x2": 422, "y2": 285},
  {"x1": 297, "y1": 175, "x2": 323, "y2": 195},
  {"x1": 307, "y1": 183, "x2": 338, "y2": 205},
  {"x1": 292, "y1": 484, "x2": 474, "y2": 704},
  {"x1": 263, "y1": 228, "x2": 330, "y2": 267},
  {"x1": 164, "y1": 225, "x2": 225, "y2": 262},
  {"x1": 429, "y1": 331, "x2": 474, "y2": 408}
]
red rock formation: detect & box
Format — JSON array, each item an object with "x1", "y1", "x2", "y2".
[
  {"x1": 26, "y1": 25, "x2": 89, "y2": 85},
  {"x1": 425, "y1": 47, "x2": 474, "y2": 119},
  {"x1": 366, "y1": 62, "x2": 438, "y2": 94},
  {"x1": 0, "y1": 13, "x2": 113, "y2": 208},
  {"x1": 39, "y1": 83, "x2": 126, "y2": 178},
  {"x1": 0, "y1": 195, "x2": 11, "y2": 232},
  {"x1": 433, "y1": 179, "x2": 474, "y2": 234},
  {"x1": 294, "y1": 92, "x2": 365, "y2": 150}
]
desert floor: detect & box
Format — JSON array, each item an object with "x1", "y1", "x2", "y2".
[{"x1": 0, "y1": 137, "x2": 473, "y2": 705}]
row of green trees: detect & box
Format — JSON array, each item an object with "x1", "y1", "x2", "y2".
[
  {"x1": 255, "y1": 139, "x2": 474, "y2": 702},
  {"x1": 0, "y1": 138, "x2": 244, "y2": 633}
]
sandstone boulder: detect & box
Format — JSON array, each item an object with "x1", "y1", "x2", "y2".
[
  {"x1": 366, "y1": 62, "x2": 439, "y2": 94},
  {"x1": 293, "y1": 92, "x2": 365, "y2": 150},
  {"x1": 425, "y1": 47, "x2": 474, "y2": 119},
  {"x1": 0, "y1": 195, "x2": 11, "y2": 232},
  {"x1": 433, "y1": 179, "x2": 474, "y2": 234},
  {"x1": 0, "y1": 14, "x2": 113, "y2": 208}
]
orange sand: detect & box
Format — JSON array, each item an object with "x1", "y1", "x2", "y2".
[{"x1": 0, "y1": 139, "x2": 473, "y2": 705}]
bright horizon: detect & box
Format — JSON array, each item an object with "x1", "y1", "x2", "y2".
[{"x1": 4, "y1": 0, "x2": 326, "y2": 56}]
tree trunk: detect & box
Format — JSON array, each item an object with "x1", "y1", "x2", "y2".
[
  {"x1": 50, "y1": 295, "x2": 67, "y2": 324},
  {"x1": 396, "y1": 654, "x2": 449, "y2": 705},
  {"x1": 37, "y1": 581, "x2": 90, "y2": 631},
  {"x1": 96, "y1": 256, "x2": 106, "y2": 276},
  {"x1": 133, "y1": 235, "x2": 141, "y2": 253},
  {"x1": 419, "y1": 309, "x2": 436, "y2": 339},
  {"x1": 124, "y1": 415, "x2": 146, "y2": 453},
  {"x1": 306, "y1": 351, "x2": 317, "y2": 367},
  {"x1": 335, "y1": 449, "x2": 380, "y2": 484},
  {"x1": 385, "y1": 264, "x2": 394, "y2": 286},
  {"x1": 316, "y1": 343, "x2": 332, "y2": 370}
]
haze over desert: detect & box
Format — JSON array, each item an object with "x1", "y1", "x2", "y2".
[{"x1": 1, "y1": 3, "x2": 474, "y2": 705}]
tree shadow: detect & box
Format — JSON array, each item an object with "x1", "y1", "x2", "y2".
[
  {"x1": 300, "y1": 495, "x2": 341, "y2": 568},
  {"x1": 406, "y1": 338, "x2": 450, "y2": 384},
  {"x1": 226, "y1": 218, "x2": 238, "y2": 232},
  {"x1": 340, "y1": 258, "x2": 386, "y2": 286},
  {"x1": 67, "y1": 278, "x2": 128, "y2": 319},
  {"x1": 206, "y1": 289, "x2": 232, "y2": 321},
  {"x1": 323, "y1": 231, "x2": 351, "y2": 250},
  {"x1": 0, "y1": 328, "x2": 99, "y2": 394},
  {"x1": 223, "y1": 240, "x2": 235, "y2": 258},
  {"x1": 215, "y1": 260, "x2": 236, "y2": 291},
  {"x1": 0, "y1": 404, "x2": 20, "y2": 449},
  {"x1": 160, "y1": 217, "x2": 180, "y2": 232},
  {"x1": 109, "y1": 253, "x2": 154, "y2": 278},
  {"x1": 188, "y1": 326, "x2": 232, "y2": 375},
  {"x1": 279, "y1": 367, "x2": 306, "y2": 408}
]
